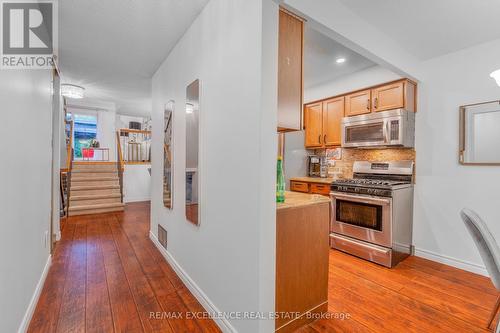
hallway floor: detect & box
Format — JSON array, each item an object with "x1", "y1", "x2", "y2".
[
  {"x1": 28, "y1": 202, "x2": 221, "y2": 333},
  {"x1": 29, "y1": 202, "x2": 497, "y2": 333}
]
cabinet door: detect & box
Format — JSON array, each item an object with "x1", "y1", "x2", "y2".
[
  {"x1": 277, "y1": 9, "x2": 303, "y2": 131},
  {"x1": 372, "y1": 81, "x2": 404, "y2": 112},
  {"x1": 345, "y1": 90, "x2": 371, "y2": 116},
  {"x1": 310, "y1": 183, "x2": 330, "y2": 196},
  {"x1": 304, "y1": 102, "x2": 323, "y2": 148},
  {"x1": 290, "y1": 181, "x2": 309, "y2": 193},
  {"x1": 322, "y1": 97, "x2": 344, "y2": 146}
]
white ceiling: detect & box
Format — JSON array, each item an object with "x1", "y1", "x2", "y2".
[
  {"x1": 338, "y1": 0, "x2": 500, "y2": 61},
  {"x1": 59, "y1": 0, "x2": 209, "y2": 116},
  {"x1": 304, "y1": 25, "x2": 376, "y2": 89}
]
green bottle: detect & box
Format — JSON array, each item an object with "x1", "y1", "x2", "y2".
[{"x1": 276, "y1": 156, "x2": 285, "y2": 203}]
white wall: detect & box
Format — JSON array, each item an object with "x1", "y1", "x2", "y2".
[
  {"x1": 304, "y1": 66, "x2": 401, "y2": 103},
  {"x1": 286, "y1": 0, "x2": 500, "y2": 276},
  {"x1": 151, "y1": 0, "x2": 277, "y2": 332},
  {"x1": 123, "y1": 164, "x2": 151, "y2": 203},
  {"x1": 283, "y1": 0, "x2": 422, "y2": 80},
  {"x1": 97, "y1": 109, "x2": 117, "y2": 161},
  {"x1": 115, "y1": 114, "x2": 146, "y2": 130},
  {"x1": 0, "y1": 70, "x2": 53, "y2": 333},
  {"x1": 413, "y1": 38, "x2": 500, "y2": 275}
]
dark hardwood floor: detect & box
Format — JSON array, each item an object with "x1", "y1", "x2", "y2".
[
  {"x1": 29, "y1": 202, "x2": 498, "y2": 332},
  {"x1": 28, "y1": 202, "x2": 221, "y2": 333},
  {"x1": 300, "y1": 250, "x2": 498, "y2": 333}
]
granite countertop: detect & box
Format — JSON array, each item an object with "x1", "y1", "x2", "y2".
[
  {"x1": 290, "y1": 176, "x2": 335, "y2": 185},
  {"x1": 277, "y1": 191, "x2": 331, "y2": 211}
]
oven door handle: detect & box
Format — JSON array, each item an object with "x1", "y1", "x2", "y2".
[{"x1": 330, "y1": 192, "x2": 391, "y2": 205}]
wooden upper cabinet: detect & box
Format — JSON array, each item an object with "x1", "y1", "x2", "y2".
[
  {"x1": 345, "y1": 89, "x2": 371, "y2": 116},
  {"x1": 322, "y1": 97, "x2": 344, "y2": 146},
  {"x1": 371, "y1": 81, "x2": 404, "y2": 112},
  {"x1": 304, "y1": 102, "x2": 323, "y2": 148},
  {"x1": 277, "y1": 9, "x2": 304, "y2": 132}
]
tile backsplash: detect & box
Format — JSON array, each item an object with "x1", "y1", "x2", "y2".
[{"x1": 314, "y1": 148, "x2": 416, "y2": 180}]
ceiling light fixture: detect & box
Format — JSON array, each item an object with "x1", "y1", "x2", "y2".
[
  {"x1": 490, "y1": 69, "x2": 500, "y2": 87},
  {"x1": 336, "y1": 58, "x2": 346, "y2": 64},
  {"x1": 61, "y1": 84, "x2": 85, "y2": 99},
  {"x1": 186, "y1": 103, "x2": 194, "y2": 114}
]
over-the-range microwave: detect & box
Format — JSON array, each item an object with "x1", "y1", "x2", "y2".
[{"x1": 341, "y1": 109, "x2": 415, "y2": 148}]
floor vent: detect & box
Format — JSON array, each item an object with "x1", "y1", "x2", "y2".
[{"x1": 158, "y1": 225, "x2": 167, "y2": 249}]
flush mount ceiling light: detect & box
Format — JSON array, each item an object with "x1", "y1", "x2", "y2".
[
  {"x1": 490, "y1": 69, "x2": 500, "y2": 87},
  {"x1": 61, "y1": 84, "x2": 85, "y2": 99},
  {"x1": 336, "y1": 57, "x2": 346, "y2": 64},
  {"x1": 186, "y1": 103, "x2": 194, "y2": 114}
]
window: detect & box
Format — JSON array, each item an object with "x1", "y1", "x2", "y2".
[{"x1": 72, "y1": 114, "x2": 97, "y2": 159}]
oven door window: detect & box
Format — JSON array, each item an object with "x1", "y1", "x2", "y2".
[
  {"x1": 345, "y1": 122, "x2": 385, "y2": 143},
  {"x1": 336, "y1": 199, "x2": 383, "y2": 231}
]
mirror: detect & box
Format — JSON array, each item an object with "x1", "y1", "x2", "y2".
[
  {"x1": 186, "y1": 79, "x2": 200, "y2": 225},
  {"x1": 163, "y1": 101, "x2": 174, "y2": 209},
  {"x1": 460, "y1": 100, "x2": 500, "y2": 165}
]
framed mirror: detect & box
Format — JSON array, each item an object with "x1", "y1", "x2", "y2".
[
  {"x1": 460, "y1": 100, "x2": 500, "y2": 165},
  {"x1": 163, "y1": 101, "x2": 174, "y2": 208},
  {"x1": 186, "y1": 79, "x2": 200, "y2": 225}
]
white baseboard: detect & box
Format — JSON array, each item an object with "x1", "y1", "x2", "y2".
[
  {"x1": 124, "y1": 196, "x2": 151, "y2": 203},
  {"x1": 414, "y1": 247, "x2": 488, "y2": 277},
  {"x1": 18, "y1": 255, "x2": 52, "y2": 333},
  {"x1": 149, "y1": 232, "x2": 237, "y2": 333}
]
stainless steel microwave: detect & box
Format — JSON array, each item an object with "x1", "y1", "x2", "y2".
[{"x1": 341, "y1": 109, "x2": 415, "y2": 148}]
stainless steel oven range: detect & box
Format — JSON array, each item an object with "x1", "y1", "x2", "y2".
[{"x1": 330, "y1": 161, "x2": 414, "y2": 267}]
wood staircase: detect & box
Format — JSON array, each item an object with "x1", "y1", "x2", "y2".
[{"x1": 68, "y1": 162, "x2": 124, "y2": 216}]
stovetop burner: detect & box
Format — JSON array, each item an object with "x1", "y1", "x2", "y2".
[
  {"x1": 334, "y1": 178, "x2": 409, "y2": 187},
  {"x1": 331, "y1": 161, "x2": 414, "y2": 197}
]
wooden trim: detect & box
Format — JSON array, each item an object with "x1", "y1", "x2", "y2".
[
  {"x1": 306, "y1": 78, "x2": 416, "y2": 106},
  {"x1": 124, "y1": 161, "x2": 151, "y2": 165},
  {"x1": 73, "y1": 161, "x2": 116, "y2": 165},
  {"x1": 116, "y1": 131, "x2": 124, "y2": 170},
  {"x1": 65, "y1": 121, "x2": 73, "y2": 169},
  {"x1": 119, "y1": 128, "x2": 151, "y2": 135},
  {"x1": 279, "y1": 6, "x2": 306, "y2": 22},
  {"x1": 458, "y1": 101, "x2": 500, "y2": 166}
]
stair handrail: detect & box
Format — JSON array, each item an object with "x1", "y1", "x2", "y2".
[
  {"x1": 65, "y1": 120, "x2": 74, "y2": 170},
  {"x1": 118, "y1": 128, "x2": 152, "y2": 165},
  {"x1": 116, "y1": 131, "x2": 125, "y2": 203},
  {"x1": 66, "y1": 148, "x2": 74, "y2": 216}
]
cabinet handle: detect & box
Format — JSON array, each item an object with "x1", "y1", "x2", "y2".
[
  {"x1": 318, "y1": 134, "x2": 321, "y2": 143},
  {"x1": 374, "y1": 97, "x2": 378, "y2": 109},
  {"x1": 367, "y1": 99, "x2": 370, "y2": 110},
  {"x1": 324, "y1": 134, "x2": 327, "y2": 144}
]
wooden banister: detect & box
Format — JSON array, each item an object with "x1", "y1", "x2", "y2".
[
  {"x1": 116, "y1": 131, "x2": 125, "y2": 203},
  {"x1": 119, "y1": 128, "x2": 151, "y2": 135},
  {"x1": 65, "y1": 121, "x2": 73, "y2": 169}
]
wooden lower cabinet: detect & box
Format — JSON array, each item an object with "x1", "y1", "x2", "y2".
[
  {"x1": 310, "y1": 183, "x2": 330, "y2": 196},
  {"x1": 276, "y1": 193, "x2": 329, "y2": 332},
  {"x1": 290, "y1": 181, "x2": 309, "y2": 193},
  {"x1": 290, "y1": 179, "x2": 332, "y2": 196}
]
